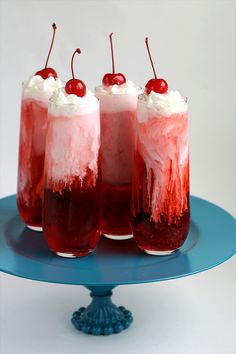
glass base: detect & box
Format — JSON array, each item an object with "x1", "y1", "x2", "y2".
[
  {"x1": 145, "y1": 249, "x2": 176, "y2": 256},
  {"x1": 103, "y1": 233, "x2": 133, "y2": 240},
  {"x1": 56, "y1": 252, "x2": 78, "y2": 258},
  {"x1": 27, "y1": 225, "x2": 43, "y2": 232},
  {"x1": 56, "y1": 251, "x2": 93, "y2": 258}
]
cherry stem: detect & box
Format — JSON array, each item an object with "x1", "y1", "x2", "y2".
[
  {"x1": 45, "y1": 23, "x2": 57, "y2": 69},
  {"x1": 145, "y1": 37, "x2": 157, "y2": 80},
  {"x1": 71, "y1": 48, "x2": 81, "y2": 80},
  {"x1": 109, "y1": 33, "x2": 115, "y2": 74}
]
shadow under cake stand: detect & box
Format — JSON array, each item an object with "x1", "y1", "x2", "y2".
[{"x1": 0, "y1": 195, "x2": 235, "y2": 335}]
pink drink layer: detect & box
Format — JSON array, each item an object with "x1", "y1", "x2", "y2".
[
  {"x1": 43, "y1": 110, "x2": 101, "y2": 257},
  {"x1": 44, "y1": 112, "x2": 100, "y2": 191},
  {"x1": 132, "y1": 111, "x2": 190, "y2": 252},
  {"x1": 101, "y1": 110, "x2": 136, "y2": 185},
  {"x1": 101, "y1": 109, "x2": 136, "y2": 235},
  {"x1": 100, "y1": 107, "x2": 136, "y2": 236},
  {"x1": 17, "y1": 98, "x2": 48, "y2": 227}
]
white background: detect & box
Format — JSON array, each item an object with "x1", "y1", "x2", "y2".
[{"x1": 0, "y1": 1, "x2": 235, "y2": 353}]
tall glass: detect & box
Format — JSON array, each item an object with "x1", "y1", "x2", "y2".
[
  {"x1": 132, "y1": 95, "x2": 190, "y2": 255},
  {"x1": 17, "y1": 76, "x2": 62, "y2": 231},
  {"x1": 43, "y1": 90, "x2": 101, "y2": 257},
  {"x1": 95, "y1": 88, "x2": 140, "y2": 240}
]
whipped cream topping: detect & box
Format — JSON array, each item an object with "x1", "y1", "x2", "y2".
[
  {"x1": 95, "y1": 80, "x2": 140, "y2": 95},
  {"x1": 138, "y1": 90, "x2": 187, "y2": 121},
  {"x1": 23, "y1": 75, "x2": 63, "y2": 102},
  {"x1": 49, "y1": 88, "x2": 99, "y2": 116},
  {"x1": 95, "y1": 80, "x2": 140, "y2": 113}
]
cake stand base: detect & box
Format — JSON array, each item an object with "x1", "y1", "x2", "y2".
[{"x1": 72, "y1": 286, "x2": 133, "y2": 335}]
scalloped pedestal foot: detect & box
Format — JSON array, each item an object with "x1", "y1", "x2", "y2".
[{"x1": 72, "y1": 286, "x2": 133, "y2": 335}]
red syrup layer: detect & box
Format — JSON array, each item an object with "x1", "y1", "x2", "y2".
[
  {"x1": 132, "y1": 204, "x2": 190, "y2": 252},
  {"x1": 132, "y1": 113, "x2": 190, "y2": 251},
  {"x1": 101, "y1": 183, "x2": 132, "y2": 236},
  {"x1": 43, "y1": 170, "x2": 101, "y2": 257},
  {"x1": 132, "y1": 211, "x2": 190, "y2": 252},
  {"x1": 132, "y1": 152, "x2": 190, "y2": 251},
  {"x1": 17, "y1": 98, "x2": 49, "y2": 227}
]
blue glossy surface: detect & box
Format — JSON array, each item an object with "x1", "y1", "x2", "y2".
[
  {"x1": 0, "y1": 195, "x2": 235, "y2": 286},
  {"x1": 72, "y1": 286, "x2": 133, "y2": 335}
]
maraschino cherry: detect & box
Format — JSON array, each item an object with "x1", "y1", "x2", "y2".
[
  {"x1": 35, "y1": 23, "x2": 58, "y2": 79},
  {"x1": 65, "y1": 48, "x2": 86, "y2": 97},
  {"x1": 102, "y1": 33, "x2": 126, "y2": 86},
  {"x1": 145, "y1": 37, "x2": 168, "y2": 95}
]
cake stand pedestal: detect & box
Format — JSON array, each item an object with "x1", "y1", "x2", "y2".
[{"x1": 0, "y1": 196, "x2": 235, "y2": 335}]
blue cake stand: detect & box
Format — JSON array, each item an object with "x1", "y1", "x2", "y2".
[{"x1": 0, "y1": 195, "x2": 235, "y2": 335}]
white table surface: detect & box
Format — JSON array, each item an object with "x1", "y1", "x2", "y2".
[{"x1": 0, "y1": 255, "x2": 235, "y2": 354}]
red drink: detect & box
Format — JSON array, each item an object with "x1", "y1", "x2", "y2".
[
  {"x1": 95, "y1": 87, "x2": 139, "y2": 239},
  {"x1": 132, "y1": 92, "x2": 190, "y2": 255},
  {"x1": 43, "y1": 173, "x2": 101, "y2": 258},
  {"x1": 43, "y1": 87, "x2": 101, "y2": 257},
  {"x1": 17, "y1": 76, "x2": 62, "y2": 230},
  {"x1": 102, "y1": 183, "x2": 132, "y2": 236}
]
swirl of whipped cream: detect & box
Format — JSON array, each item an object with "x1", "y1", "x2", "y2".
[
  {"x1": 23, "y1": 75, "x2": 63, "y2": 102},
  {"x1": 49, "y1": 87, "x2": 99, "y2": 116},
  {"x1": 95, "y1": 80, "x2": 140, "y2": 95},
  {"x1": 138, "y1": 90, "x2": 187, "y2": 122}
]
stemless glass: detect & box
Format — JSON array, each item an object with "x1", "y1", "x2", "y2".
[
  {"x1": 95, "y1": 88, "x2": 140, "y2": 240},
  {"x1": 17, "y1": 78, "x2": 62, "y2": 231},
  {"x1": 132, "y1": 96, "x2": 190, "y2": 255},
  {"x1": 43, "y1": 91, "x2": 101, "y2": 257}
]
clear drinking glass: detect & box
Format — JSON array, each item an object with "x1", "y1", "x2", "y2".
[
  {"x1": 132, "y1": 96, "x2": 190, "y2": 255},
  {"x1": 43, "y1": 91, "x2": 101, "y2": 257},
  {"x1": 17, "y1": 81, "x2": 59, "y2": 231},
  {"x1": 95, "y1": 88, "x2": 140, "y2": 240}
]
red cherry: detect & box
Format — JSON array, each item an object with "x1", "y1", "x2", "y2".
[
  {"x1": 35, "y1": 67, "x2": 57, "y2": 79},
  {"x1": 35, "y1": 23, "x2": 58, "y2": 79},
  {"x1": 144, "y1": 37, "x2": 168, "y2": 94},
  {"x1": 102, "y1": 73, "x2": 126, "y2": 86},
  {"x1": 145, "y1": 78, "x2": 168, "y2": 94},
  {"x1": 65, "y1": 48, "x2": 87, "y2": 97},
  {"x1": 65, "y1": 79, "x2": 86, "y2": 97},
  {"x1": 102, "y1": 33, "x2": 126, "y2": 86}
]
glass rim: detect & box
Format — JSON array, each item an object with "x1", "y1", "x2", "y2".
[
  {"x1": 48, "y1": 88, "x2": 99, "y2": 107},
  {"x1": 138, "y1": 93, "x2": 188, "y2": 104},
  {"x1": 49, "y1": 99, "x2": 100, "y2": 108},
  {"x1": 21, "y1": 78, "x2": 66, "y2": 86},
  {"x1": 94, "y1": 85, "x2": 142, "y2": 96}
]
